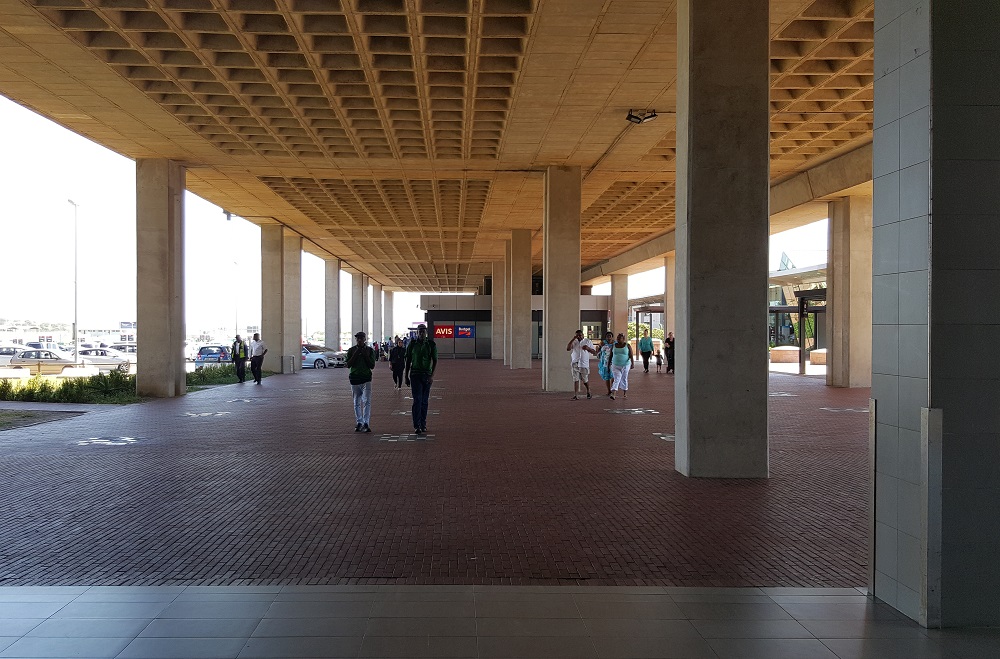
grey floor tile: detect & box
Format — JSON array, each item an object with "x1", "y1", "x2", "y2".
[
  {"x1": 358, "y1": 635, "x2": 479, "y2": 658},
  {"x1": 25, "y1": 618, "x2": 151, "y2": 638},
  {"x1": 573, "y1": 593, "x2": 676, "y2": 604},
  {"x1": 237, "y1": 636, "x2": 363, "y2": 658},
  {"x1": 708, "y1": 637, "x2": 839, "y2": 659},
  {"x1": 374, "y1": 591, "x2": 475, "y2": 602},
  {"x1": 0, "y1": 588, "x2": 88, "y2": 597},
  {"x1": 478, "y1": 635, "x2": 599, "y2": 658},
  {"x1": 799, "y1": 618, "x2": 928, "y2": 639},
  {"x1": 0, "y1": 636, "x2": 131, "y2": 658},
  {"x1": 172, "y1": 593, "x2": 278, "y2": 603},
  {"x1": 0, "y1": 603, "x2": 66, "y2": 619},
  {"x1": 0, "y1": 621, "x2": 43, "y2": 637},
  {"x1": 676, "y1": 603, "x2": 792, "y2": 621},
  {"x1": 477, "y1": 617, "x2": 590, "y2": 637},
  {"x1": 820, "y1": 637, "x2": 951, "y2": 659},
  {"x1": 251, "y1": 617, "x2": 366, "y2": 637},
  {"x1": 184, "y1": 586, "x2": 281, "y2": 594},
  {"x1": 476, "y1": 600, "x2": 581, "y2": 619},
  {"x1": 0, "y1": 594, "x2": 76, "y2": 604},
  {"x1": 592, "y1": 635, "x2": 718, "y2": 659},
  {"x1": 759, "y1": 588, "x2": 865, "y2": 597},
  {"x1": 51, "y1": 602, "x2": 169, "y2": 619},
  {"x1": 83, "y1": 587, "x2": 184, "y2": 594},
  {"x1": 158, "y1": 601, "x2": 271, "y2": 619},
  {"x1": 265, "y1": 600, "x2": 372, "y2": 618},
  {"x1": 583, "y1": 619, "x2": 702, "y2": 639},
  {"x1": 778, "y1": 602, "x2": 908, "y2": 621},
  {"x1": 371, "y1": 601, "x2": 475, "y2": 618},
  {"x1": 273, "y1": 592, "x2": 376, "y2": 603},
  {"x1": 71, "y1": 592, "x2": 179, "y2": 603},
  {"x1": 669, "y1": 594, "x2": 773, "y2": 604},
  {"x1": 690, "y1": 619, "x2": 814, "y2": 639},
  {"x1": 117, "y1": 637, "x2": 247, "y2": 659},
  {"x1": 377, "y1": 585, "x2": 474, "y2": 594},
  {"x1": 475, "y1": 592, "x2": 579, "y2": 604},
  {"x1": 138, "y1": 618, "x2": 259, "y2": 638},
  {"x1": 769, "y1": 596, "x2": 870, "y2": 605},
  {"x1": 0, "y1": 640, "x2": 14, "y2": 654},
  {"x1": 577, "y1": 601, "x2": 684, "y2": 621},
  {"x1": 365, "y1": 617, "x2": 477, "y2": 637},
  {"x1": 279, "y1": 585, "x2": 377, "y2": 594},
  {"x1": 663, "y1": 588, "x2": 765, "y2": 597}
]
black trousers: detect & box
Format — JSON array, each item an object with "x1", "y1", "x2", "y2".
[
  {"x1": 391, "y1": 363, "x2": 404, "y2": 387},
  {"x1": 666, "y1": 353, "x2": 675, "y2": 373},
  {"x1": 234, "y1": 358, "x2": 246, "y2": 382},
  {"x1": 250, "y1": 355, "x2": 264, "y2": 383},
  {"x1": 641, "y1": 351, "x2": 652, "y2": 372}
]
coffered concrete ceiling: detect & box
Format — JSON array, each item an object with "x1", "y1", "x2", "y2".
[{"x1": 0, "y1": 0, "x2": 873, "y2": 291}]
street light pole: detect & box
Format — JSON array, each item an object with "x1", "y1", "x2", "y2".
[{"x1": 67, "y1": 199, "x2": 79, "y2": 363}]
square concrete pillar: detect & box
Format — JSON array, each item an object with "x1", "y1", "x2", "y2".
[
  {"x1": 509, "y1": 229, "x2": 532, "y2": 369},
  {"x1": 664, "y1": 253, "x2": 676, "y2": 334},
  {"x1": 542, "y1": 165, "x2": 581, "y2": 392},
  {"x1": 504, "y1": 239, "x2": 512, "y2": 366},
  {"x1": 610, "y1": 274, "x2": 628, "y2": 337},
  {"x1": 383, "y1": 290, "x2": 394, "y2": 340},
  {"x1": 135, "y1": 158, "x2": 185, "y2": 398},
  {"x1": 281, "y1": 231, "x2": 301, "y2": 372},
  {"x1": 675, "y1": 0, "x2": 769, "y2": 478},
  {"x1": 372, "y1": 283, "x2": 383, "y2": 342},
  {"x1": 872, "y1": 0, "x2": 1000, "y2": 627},
  {"x1": 492, "y1": 259, "x2": 506, "y2": 360},
  {"x1": 827, "y1": 196, "x2": 872, "y2": 388},
  {"x1": 261, "y1": 225, "x2": 284, "y2": 374},
  {"x1": 351, "y1": 272, "x2": 367, "y2": 336},
  {"x1": 325, "y1": 258, "x2": 341, "y2": 350}
]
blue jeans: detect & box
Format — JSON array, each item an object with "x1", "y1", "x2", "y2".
[
  {"x1": 351, "y1": 381, "x2": 371, "y2": 425},
  {"x1": 409, "y1": 372, "x2": 432, "y2": 430}
]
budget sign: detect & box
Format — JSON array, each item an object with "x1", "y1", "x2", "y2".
[
  {"x1": 456, "y1": 325, "x2": 475, "y2": 338},
  {"x1": 434, "y1": 326, "x2": 454, "y2": 338}
]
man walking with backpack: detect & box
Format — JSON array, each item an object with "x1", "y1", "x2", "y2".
[
  {"x1": 346, "y1": 331, "x2": 377, "y2": 433},
  {"x1": 404, "y1": 324, "x2": 437, "y2": 436}
]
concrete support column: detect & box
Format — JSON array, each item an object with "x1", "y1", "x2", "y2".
[
  {"x1": 281, "y1": 231, "x2": 302, "y2": 373},
  {"x1": 372, "y1": 283, "x2": 383, "y2": 342},
  {"x1": 491, "y1": 259, "x2": 506, "y2": 360},
  {"x1": 827, "y1": 196, "x2": 872, "y2": 388},
  {"x1": 871, "y1": 0, "x2": 1000, "y2": 627},
  {"x1": 325, "y1": 258, "x2": 341, "y2": 351},
  {"x1": 135, "y1": 158, "x2": 185, "y2": 398},
  {"x1": 509, "y1": 229, "x2": 532, "y2": 369},
  {"x1": 261, "y1": 226, "x2": 283, "y2": 373},
  {"x1": 351, "y1": 272, "x2": 367, "y2": 335},
  {"x1": 610, "y1": 274, "x2": 628, "y2": 337},
  {"x1": 664, "y1": 253, "x2": 676, "y2": 334},
  {"x1": 675, "y1": 0, "x2": 769, "y2": 478},
  {"x1": 503, "y1": 239, "x2": 512, "y2": 366},
  {"x1": 542, "y1": 165, "x2": 581, "y2": 391},
  {"x1": 383, "y1": 290, "x2": 394, "y2": 339}
]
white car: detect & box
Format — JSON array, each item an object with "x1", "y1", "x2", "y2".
[
  {"x1": 78, "y1": 347, "x2": 131, "y2": 372},
  {"x1": 0, "y1": 344, "x2": 26, "y2": 366}
]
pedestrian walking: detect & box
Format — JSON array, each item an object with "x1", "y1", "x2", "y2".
[
  {"x1": 609, "y1": 332, "x2": 633, "y2": 400},
  {"x1": 664, "y1": 331, "x2": 676, "y2": 374},
  {"x1": 566, "y1": 329, "x2": 597, "y2": 400},
  {"x1": 404, "y1": 323, "x2": 437, "y2": 436},
  {"x1": 638, "y1": 329, "x2": 654, "y2": 373},
  {"x1": 389, "y1": 337, "x2": 406, "y2": 389},
  {"x1": 248, "y1": 332, "x2": 267, "y2": 385},
  {"x1": 597, "y1": 331, "x2": 615, "y2": 396},
  {"x1": 231, "y1": 334, "x2": 248, "y2": 383},
  {"x1": 346, "y1": 331, "x2": 377, "y2": 433},
  {"x1": 654, "y1": 350, "x2": 663, "y2": 373}
]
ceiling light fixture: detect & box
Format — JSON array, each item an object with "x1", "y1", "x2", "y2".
[{"x1": 626, "y1": 109, "x2": 658, "y2": 124}]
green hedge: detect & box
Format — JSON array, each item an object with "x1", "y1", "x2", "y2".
[{"x1": 0, "y1": 371, "x2": 140, "y2": 404}]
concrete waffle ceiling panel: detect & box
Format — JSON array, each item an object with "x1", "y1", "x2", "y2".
[{"x1": 1, "y1": 0, "x2": 873, "y2": 291}]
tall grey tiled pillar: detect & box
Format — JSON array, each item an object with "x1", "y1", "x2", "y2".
[
  {"x1": 542, "y1": 165, "x2": 581, "y2": 392},
  {"x1": 491, "y1": 259, "x2": 506, "y2": 360},
  {"x1": 504, "y1": 238, "x2": 513, "y2": 366},
  {"x1": 260, "y1": 226, "x2": 284, "y2": 374},
  {"x1": 372, "y1": 283, "x2": 383, "y2": 342},
  {"x1": 135, "y1": 158, "x2": 185, "y2": 397},
  {"x1": 872, "y1": 0, "x2": 1000, "y2": 627},
  {"x1": 351, "y1": 272, "x2": 367, "y2": 336},
  {"x1": 609, "y1": 274, "x2": 628, "y2": 337},
  {"x1": 383, "y1": 290, "x2": 394, "y2": 340},
  {"x1": 663, "y1": 253, "x2": 675, "y2": 335},
  {"x1": 325, "y1": 258, "x2": 341, "y2": 350},
  {"x1": 674, "y1": 0, "x2": 769, "y2": 478},
  {"x1": 280, "y1": 231, "x2": 302, "y2": 373},
  {"x1": 827, "y1": 196, "x2": 872, "y2": 388},
  {"x1": 509, "y1": 229, "x2": 532, "y2": 370}
]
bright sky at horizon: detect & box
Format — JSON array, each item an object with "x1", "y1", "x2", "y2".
[{"x1": 1, "y1": 95, "x2": 828, "y2": 339}]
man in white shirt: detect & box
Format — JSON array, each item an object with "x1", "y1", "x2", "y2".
[
  {"x1": 248, "y1": 333, "x2": 268, "y2": 385},
  {"x1": 566, "y1": 329, "x2": 597, "y2": 400}
]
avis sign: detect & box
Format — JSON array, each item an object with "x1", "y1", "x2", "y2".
[{"x1": 433, "y1": 325, "x2": 454, "y2": 338}]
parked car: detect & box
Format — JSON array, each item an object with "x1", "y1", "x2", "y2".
[
  {"x1": 107, "y1": 342, "x2": 138, "y2": 358},
  {"x1": 194, "y1": 345, "x2": 231, "y2": 369},
  {"x1": 8, "y1": 349, "x2": 91, "y2": 376},
  {"x1": 0, "y1": 344, "x2": 26, "y2": 366},
  {"x1": 78, "y1": 347, "x2": 131, "y2": 372},
  {"x1": 301, "y1": 345, "x2": 345, "y2": 369}
]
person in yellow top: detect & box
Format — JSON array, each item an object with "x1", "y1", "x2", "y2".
[{"x1": 231, "y1": 334, "x2": 248, "y2": 383}]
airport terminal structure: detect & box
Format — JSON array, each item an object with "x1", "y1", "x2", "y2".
[{"x1": 1, "y1": 0, "x2": 998, "y2": 635}]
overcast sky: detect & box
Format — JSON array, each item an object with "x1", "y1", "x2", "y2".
[{"x1": 0, "y1": 95, "x2": 826, "y2": 337}]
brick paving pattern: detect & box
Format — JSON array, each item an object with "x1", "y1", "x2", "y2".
[{"x1": 0, "y1": 362, "x2": 869, "y2": 588}]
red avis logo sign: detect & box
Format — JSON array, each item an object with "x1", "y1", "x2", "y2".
[{"x1": 433, "y1": 326, "x2": 454, "y2": 338}]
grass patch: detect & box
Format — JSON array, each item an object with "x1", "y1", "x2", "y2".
[
  {"x1": 186, "y1": 364, "x2": 274, "y2": 387},
  {"x1": 0, "y1": 371, "x2": 141, "y2": 404}
]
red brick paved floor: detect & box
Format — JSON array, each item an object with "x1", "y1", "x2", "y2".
[{"x1": 0, "y1": 361, "x2": 870, "y2": 588}]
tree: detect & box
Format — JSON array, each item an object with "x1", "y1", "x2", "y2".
[{"x1": 627, "y1": 322, "x2": 664, "y2": 341}]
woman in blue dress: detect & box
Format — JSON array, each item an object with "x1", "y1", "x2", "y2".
[{"x1": 597, "y1": 331, "x2": 615, "y2": 397}]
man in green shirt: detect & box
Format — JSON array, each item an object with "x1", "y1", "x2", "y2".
[
  {"x1": 346, "y1": 331, "x2": 377, "y2": 433},
  {"x1": 404, "y1": 324, "x2": 438, "y2": 436}
]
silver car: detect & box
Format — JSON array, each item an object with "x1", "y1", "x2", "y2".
[
  {"x1": 301, "y1": 345, "x2": 345, "y2": 369},
  {"x1": 78, "y1": 347, "x2": 131, "y2": 372}
]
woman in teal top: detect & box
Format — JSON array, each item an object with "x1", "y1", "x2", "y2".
[
  {"x1": 609, "y1": 333, "x2": 633, "y2": 400},
  {"x1": 597, "y1": 331, "x2": 615, "y2": 396},
  {"x1": 638, "y1": 329, "x2": 654, "y2": 373}
]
